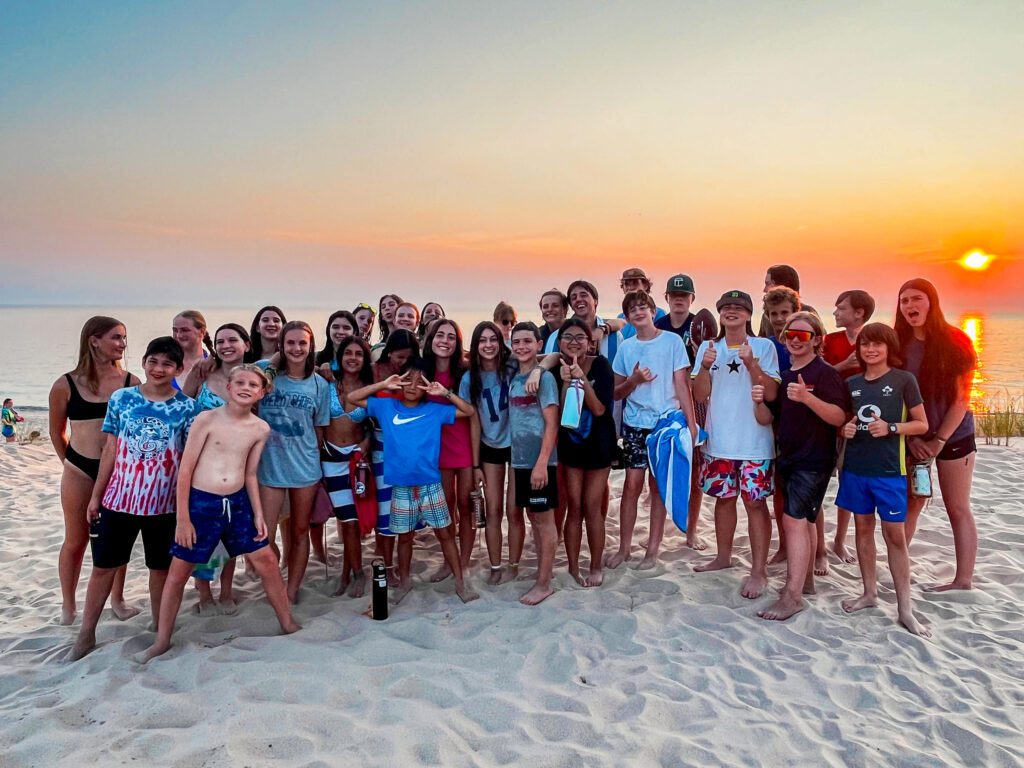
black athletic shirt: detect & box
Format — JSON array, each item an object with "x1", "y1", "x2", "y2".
[{"x1": 775, "y1": 357, "x2": 850, "y2": 473}]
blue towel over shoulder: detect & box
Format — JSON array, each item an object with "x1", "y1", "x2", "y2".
[{"x1": 645, "y1": 410, "x2": 705, "y2": 533}]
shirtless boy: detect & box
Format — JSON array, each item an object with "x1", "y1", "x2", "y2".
[{"x1": 140, "y1": 364, "x2": 300, "y2": 662}]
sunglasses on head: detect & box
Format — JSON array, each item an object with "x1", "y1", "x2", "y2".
[
  {"x1": 355, "y1": 303, "x2": 376, "y2": 314},
  {"x1": 783, "y1": 329, "x2": 815, "y2": 342}
]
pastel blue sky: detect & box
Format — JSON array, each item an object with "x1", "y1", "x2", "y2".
[{"x1": 2, "y1": 1, "x2": 1022, "y2": 312}]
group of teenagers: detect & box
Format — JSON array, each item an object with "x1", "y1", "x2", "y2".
[{"x1": 48, "y1": 264, "x2": 979, "y2": 661}]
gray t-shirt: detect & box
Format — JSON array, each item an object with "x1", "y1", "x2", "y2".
[
  {"x1": 459, "y1": 367, "x2": 512, "y2": 449},
  {"x1": 257, "y1": 371, "x2": 331, "y2": 487},
  {"x1": 508, "y1": 369, "x2": 559, "y2": 469}
]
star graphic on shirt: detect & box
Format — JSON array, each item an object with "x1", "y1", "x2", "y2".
[{"x1": 727, "y1": 360, "x2": 741, "y2": 373}]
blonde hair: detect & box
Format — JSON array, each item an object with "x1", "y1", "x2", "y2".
[{"x1": 228, "y1": 363, "x2": 272, "y2": 390}]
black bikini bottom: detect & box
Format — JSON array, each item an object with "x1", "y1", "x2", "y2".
[{"x1": 66, "y1": 445, "x2": 101, "y2": 481}]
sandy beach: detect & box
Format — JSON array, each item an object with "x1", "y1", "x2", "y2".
[{"x1": 1, "y1": 441, "x2": 1021, "y2": 767}]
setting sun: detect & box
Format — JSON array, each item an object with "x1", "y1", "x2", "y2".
[{"x1": 960, "y1": 250, "x2": 995, "y2": 271}]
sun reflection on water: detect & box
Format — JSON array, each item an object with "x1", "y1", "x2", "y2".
[{"x1": 959, "y1": 313, "x2": 986, "y2": 411}]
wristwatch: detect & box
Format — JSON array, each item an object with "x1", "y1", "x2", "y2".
[{"x1": 888, "y1": 422, "x2": 898, "y2": 435}]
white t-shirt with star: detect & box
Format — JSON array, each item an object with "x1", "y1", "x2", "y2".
[{"x1": 692, "y1": 336, "x2": 780, "y2": 461}]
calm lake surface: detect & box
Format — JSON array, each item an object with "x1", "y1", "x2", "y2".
[{"x1": 3, "y1": 306, "x2": 1022, "y2": 410}]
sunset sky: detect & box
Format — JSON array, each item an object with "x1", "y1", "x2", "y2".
[{"x1": 2, "y1": 2, "x2": 1022, "y2": 314}]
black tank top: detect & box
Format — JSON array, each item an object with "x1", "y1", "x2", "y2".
[{"x1": 64, "y1": 373, "x2": 132, "y2": 421}]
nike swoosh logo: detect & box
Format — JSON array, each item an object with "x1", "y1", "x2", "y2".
[{"x1": 393, "y1": 414, "x2": 425, "y2": 425}]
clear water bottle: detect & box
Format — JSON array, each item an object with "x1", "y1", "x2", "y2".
[{"x1": 911, "y1": 460, "x2": 932, "y2": 498}]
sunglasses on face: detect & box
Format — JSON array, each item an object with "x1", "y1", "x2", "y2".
[{"x1": 783, "y1": 329, "x2": 815, "y2": 342}]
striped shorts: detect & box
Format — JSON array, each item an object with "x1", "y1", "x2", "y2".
[
  {"x1": 372, "y1": 430, "x2": 395, "y2": 536},
  {"x1": 321, "y1": 441, "x2": 359, "y2": 523},
  {"x1": 389, "y1": 483, "x2": 450, "y2": 534}
]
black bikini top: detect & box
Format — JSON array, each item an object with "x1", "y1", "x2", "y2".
[{"x1": 64, "y1": 372, "x2": 132, "y2": 421}]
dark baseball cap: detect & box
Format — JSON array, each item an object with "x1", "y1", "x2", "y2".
[
  {"x1": 665, "y1": 274, "x2": 695, "y2": 295},
  {"x1": 716, "y1": 290, "x2": 754, "y2": 313}
]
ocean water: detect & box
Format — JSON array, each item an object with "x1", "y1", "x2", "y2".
[{"x1": 3, "y1": 306, "x2": 1022, "y2": 411}]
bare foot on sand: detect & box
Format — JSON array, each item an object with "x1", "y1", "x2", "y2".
[
  {"x1": 841, "y1": 592, "x2": 877, "y2": 613},
  {"x1": 768, "y1": 549, "x2": 787, "y2": 565},
  {"x1": 219, "y1": 597, "x2": 238, "y2": 615},
  {"x1": 568, "y1": 568, "x2": 585, "y2": 586},
  {"x1": 135, "y1": 640, "x2": 171, "y2": 665},
  {"x1": 814, "y1": 554, "x2": 829, "y2": 577},
  {"x1": 898, "y1": 610, "x2": 932, "y2": 637},
  {"x1": 281, "y1": 618, "x2": 302, "y2": 634},
  {"x1": 193, "y1": 599, "x2": 219, "y2": 616},
  {"x1": 585, "y1": 568, "x2": 604, "y2": 587},
  {"x1": 694, "y1": 556, "x2": 733, "y2": 573},
  {"x1": 286, "y1": 589, "x2": 301, "y2": 606},
  {"x1": 429, "y1": 564, "x2": 452, "y2": 583},
  {"x1": 758, "y1": 594, "x2": 805, "y2": 621},
  {"x1": 68, "y1": 632, "x2": 96, "y2": 662},
  {"x1": 60, "y1": 607, "x2": 77, "y2": 626},
  {"x1": 387, "y1": 567, "x2": 400, "y2": 588},
  {"x1": 333, "y1": 573, "x2": 351, "y2": 597},
  {"x1": 111, "y1": 600, "x2": 141, "y2": 621},
  {"x1": 349, "y1": 572, "x2": 366, "y2": 599},
  {"x1": 830, "y1": 542, "x2": 856, "y2": 564},
  {"x1": 923, "y1": 581, "x2": 973, "y2": 593},
  {"x1": 520, "y1": 585, "x2": 554, "y2": 606},
  {"x1": 486, "y1": 567, "x2": 504, "y2": 586},
  {"x1": 635, "y1": 555, "x2": 658, "y2": 571},
  {"x1": 741, "y1": 574, "x2": 768, "y2": 599},
  {"x1": 603, "y1": 551, "x2": 631, "y2": 570},
  {"x1": 389, "y1": 580, "x2": 413, "y2": 606},
  {"x1": 686, "y1": 535, "x2": 708, "y2": 551},
  {"x1": 455, "y1": 582, "x2": 480, "y2": 603}
]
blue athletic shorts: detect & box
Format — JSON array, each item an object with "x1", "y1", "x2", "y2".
[
  {"x1": 835, "y1": 470, "x2": 907, "y2": 523},
  {"x1": 170, "y1": 487, "x2": 269, "y2": 563}
]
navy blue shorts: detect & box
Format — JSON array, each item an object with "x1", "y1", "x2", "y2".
[{"x1": 170, "y1": 487, "x2": 269, "y2": 564}]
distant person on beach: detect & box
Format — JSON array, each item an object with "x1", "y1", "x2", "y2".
[
  {"x1": 692, "y1": 290, "x2": 780, "y2": 599},
  {"x1": 257, "y1": 321, "x2": 331, "y2": 604},
  {"x1": 2, "y1": 398, "x2": 24, "y2": 442},
  {"x1": 654, "y1": 274, "x2": 718, "y2": 548},
  {"x1": 508, "y1": 322, "x2": 560, "y2": 605},
  {"x1": 837, "y1": 322, "x2": 930, "y2": 636},
  {"x1": 822, "y1": 289, "x2": 875, "y2": 565},
  {"x1": 896, "y1": 278, "x2": 978, "y2": 592},
  {"x1": 615, "y1": 267, "x2": 667, "y2": 339},
  {"x1": 249, "y1": 306, "x2": 286, "y2": 362},
  {"x1": 70, "y1": 337, "x2": 196, "y2": 660},
  {"x1": 758, "y1": 312, "x2": 849, "y2": 622},
  {"x1": 462, "y1": 321, "x2": 517, "y2": 585},
  {"x1": 49, "y1": 316, "x2": 140, "y2": 626},
  {"x1": 181, "y1": 323, "x2": 253, "y2": 613},
  {"x1": 347, "y1": 358, "x2": 479, "y2": 606},
  {"x1": 759, "y1": 265, "x2": 816, "y2": 338},
  {"x1": 139, "y1": 363, "x2": 300, "y2": 663},
  {"x1": 608, "y1": 291, "x2": 697, "y2": 570},
  {"x1": 172, "y1": 310, "x2": 215, "y2": 390}
]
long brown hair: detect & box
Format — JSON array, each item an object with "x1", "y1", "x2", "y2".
[{"x1": 73, "y1": 316, "x2": 126, "y2": 394}]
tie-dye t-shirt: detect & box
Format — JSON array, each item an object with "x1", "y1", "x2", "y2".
[{"x1": 101, "y1": 387, "x2": 197, "y2": 516}]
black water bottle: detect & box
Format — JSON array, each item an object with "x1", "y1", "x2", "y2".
[{"x1": 371, "y1": 558, "x2": 388, "y2": 620}]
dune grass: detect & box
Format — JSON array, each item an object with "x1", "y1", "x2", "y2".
[{"x1": 976, "y1": 391, "x2": 1024, "y2": 445}]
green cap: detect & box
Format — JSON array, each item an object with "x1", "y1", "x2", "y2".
[{"x1": 665, "y1": 274, "x2": 695, "y2": 295}]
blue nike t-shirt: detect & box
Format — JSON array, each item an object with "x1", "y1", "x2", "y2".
[{"x1": 366, "y1": 398, "x2": 456, "y2": 487}]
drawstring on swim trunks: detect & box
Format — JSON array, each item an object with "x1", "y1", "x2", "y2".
[{"x1": 222, "y1": 496, "x2": 232, "y2": 523}]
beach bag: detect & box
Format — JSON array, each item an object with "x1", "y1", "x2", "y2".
[
  {"x1": 561, "y1": 378, "x2": 585, "y2": 430},
  {"x1": 350, "y1": 450, "x2": 378, "y2": 537},
  {"x1": 311, "y1": 483, "x2": 333, "y2": 525}
]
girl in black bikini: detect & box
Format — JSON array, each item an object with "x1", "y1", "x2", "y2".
[{"x1": 48, "y1": 316, "x2": 141, "y2": 626}]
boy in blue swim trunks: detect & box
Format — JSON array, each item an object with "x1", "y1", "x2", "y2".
[
  {"x1": 837, "y1": 323, "x2": 930, "y2": 637},
  {"x1": 348, "y1": 359, "x2": 480, "y2": 607},
  {"x1": 140, "y1": 364, "x2": 300, "y2": 662}
]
